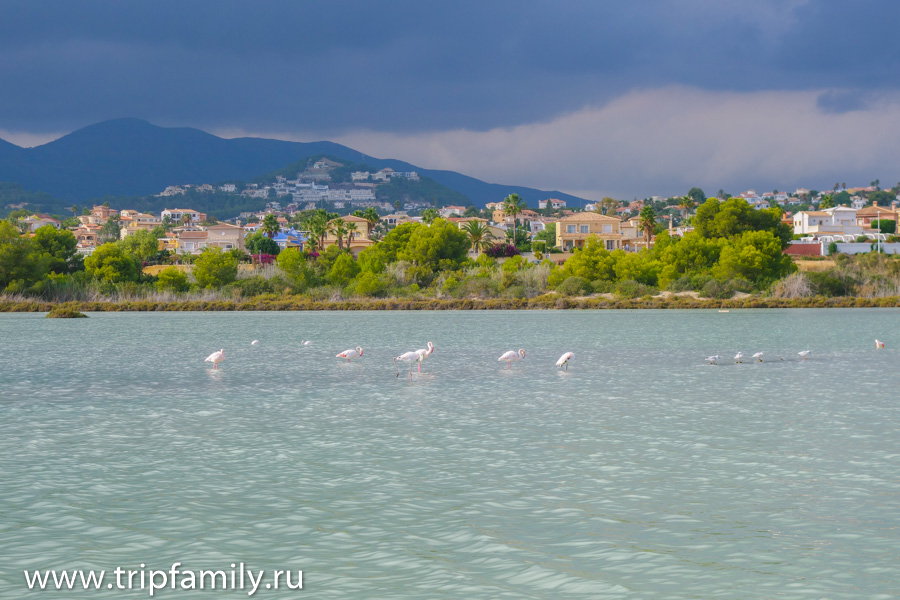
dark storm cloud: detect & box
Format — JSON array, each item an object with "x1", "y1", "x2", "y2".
[{"x1": 1, "y1": 0, "x2": 899, "y2": 135}]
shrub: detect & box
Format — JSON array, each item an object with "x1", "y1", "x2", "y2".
[
  {"x1": 700, "y1": 279, "x2": 733, "y2": 299},
  {"x1": 591, "y1": 279, "x2": 615, "y2": 294},
  {"x1": 827, "y1": 241, "x2": 839, "y2": 256},
  {"x1": 615, "y1": 279, "x2": 657, "y2": 299},
  {"x1": 557, "y1": 276, "x2": 593, "y2": 296},
  {"x1": 484, "y1": 243, "x2": 520, "y2": 258},
  {"x1": 856, "y1": 235, "x2": 869, "y2": 243},
  {"x1": 352, "y1": 272, "x2": 384, "y2": 297}
]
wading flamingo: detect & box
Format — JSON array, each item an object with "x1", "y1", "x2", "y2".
[
  {"x1": 394, "y1": 342, "x2": 435, "y2": 377},
  {"x1": 798, "y1": 350, "x2": 811, "y2": 360},
  {"x1": 734, "y1": 352, "x2": 744, "y2": 364},
  {"x1": 251, "y1": 340, "x2": 260, "y2": 346},
  {"x1": 337, "y1": 346, "x2": 363, "y2": 362},
  {"x1": 876, "y1": 339, "x2": 885, "y2": 349},
  {"x1": 556, "y1": 352, "x2": 574, "y2": 371},
  {"x1": 752, "y1": 352, "x2": 764, "y2": 362},
  {"x1": 205, "y1": 349, "x2": 225, "y2": 370},
  {"x1": 705, "y1": 355, "x2": 720, "y2": 365},
  {"x1": 499, "y1": 349, "x2": 526, "y2": 369}
]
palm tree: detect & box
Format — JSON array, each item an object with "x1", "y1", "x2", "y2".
[
  {"x1": 463, "y1": 220, "x2": 493, "y2": 254},
  {"x1": 329, "y1": 218, "x2": 349, "y2": 250},
  {"x1": 344, "y1": 221, "x2": 358, "y2": 249},
  {"x1": 180, "y1": 213, "x2": 192, "y2": 227},
  {"x1": 678, "y1": 196, "x2": 695, "y2": 220},
  {"x1": 639, "y1": 206, "x2": 657, "y2": 247},
  {"x1": 502, "y1": 193, "x2": 526, "y2": 241},
  {"x1": 421, "y1": 208, "x2": 438, "y2": 224},
  {"x1": 262, "y1": 213, "x2": 280, "y2": 239},
  {"x1": 362, "y1": 207, "x2": 380, "y2": 225},
  {"x1": 69, "y1": 205, "x2": 79, "y2": 218}
]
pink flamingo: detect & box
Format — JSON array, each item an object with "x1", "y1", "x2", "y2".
[
  {"x1": 556, "y1": 352, "x2": 574, "y2": 370},
  {"x1": 876, "y1": 339, "x2": 885, "y2": 349},
  {"x1": 394, "y1": 342, "x2": 435, "y2": 377},
  {"x1": 498, "y1": 348, "x2": 526, "y2": 369},
  {"x1": 336, "y1": 346, "x2": 363, "y2": 362},
  {"x1": 205, "y1": 349, "x2": 225, "y2": 370}
]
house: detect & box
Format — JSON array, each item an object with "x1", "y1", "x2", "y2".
[
  {"x1": 271, "y1": 228, "x2": 307, "y2": 251},
  {"x1": 484, "y1": 202, "x2": 505, "y2": 211},
  {"x1": 555, "y1": 212, "x2": 626, "y2": 251},
  {"x1": 851, "y1": 196, "x2": 866, "y2": 210},
  {"x1": 205, "y1": 223, "x2": 245, "y2": 252},
  {"x1": 162, "y1": 208, "x2": 207, "y2": 225},
  {"x1": 321, "y1": 215, "x2": 375, "y2": 256},
  {"x1": 855, "y1": 206, "x2": 899, "y2": 228},
  {"x1": 90, "y1": 205, "x2": 119, "y2": 223},
  {"x1": 21, "y1": 215, "x2": 60, "y2": 232},
  {"x1": 175, "y1": 230, "x2": 209, "y2": 254},
  {"x1": 792, "y1": 207, "x2": 861, "y2": 236},
  {"x1": 72, "y1": 225, "x2": 100, "y2": 251},
  {"x1": 382, "y1": 213, "x2": 410, "y2": 228},
  {"x1": 438, "y1": 206, "x2": 466, "y2": 218}
]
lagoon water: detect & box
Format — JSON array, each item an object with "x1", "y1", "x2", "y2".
[{"x1": 1, "y1": 309, "x2": 899, "y2": 598}]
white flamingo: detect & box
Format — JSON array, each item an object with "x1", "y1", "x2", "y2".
[
  {"x1": 336, "y1": 346, "x2": 363, "y2": 362},
  {"x1": 499, "y1": 349, "x2": 526, "y2": 369},
  {"x1": 752, "y1": 352, "x2": 764, "y2": 362},
  {"x1": 251, "y1": 340, "x2": 260, "y2": 346},
  {"x1": 205, "y1": 349, "x2": 225, "y2": 370},
  {"x1": 394, "y1": 342, "x2": 435, "y2": 377},
  {"x1": 734, "y1": 351, "x2": 744, "y2": 364},
  {"x1": 705, "y1": 355, "x2": 720, "y2": 365},
  {"x1": 556, "y1": 352, "x2": 574, "y2": 371},
  {"x1": 876, "y1": 339, "x2": 885, "y2": 349},
  {"x1": 798, "y1": 350, "x2": 811, "y2": 360}
]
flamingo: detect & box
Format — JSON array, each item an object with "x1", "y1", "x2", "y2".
[
  {"x1": 556, "y1": 352, "x2": 574, "y2": 370},
  {"x1": 705, "y1": 355, "x2": 720, "y2": 365},
  {"x1": 798, "y1": 350, "x2": 811, "y2": 360},
  {"x1": 251, "y1": 340, "x2": 260, "y2": 346},
  {"x1": 752, "y1": 352, "x2": 764, "y2": 362},
  {"x1": 301, "y1": 340, "x2": 312, "y2": 346},
  {"x1": 205, "y1": 349, "x2": 225, "y2": 370},
  {"x1": 734, "y1": 352, "x2": 744, "y2": 364},
  {"x1": 499, "y1": 349, "x2": 526, "y2": 369},
  {"x1": 394, "y1": 342, "x2": 435, "y2": 377},
  {"x1": 336, "y1": 346, "x2": 363, "y2": 362},
  {"x1": 876, "y1": 339, "x2": 885, "y2": 349}
]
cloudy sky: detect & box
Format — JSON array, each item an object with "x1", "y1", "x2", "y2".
[{"x1": 2, "y1": 0, "x2": 899, "y2": 200}]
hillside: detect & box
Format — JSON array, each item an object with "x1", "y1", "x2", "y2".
[{"x1": 0, "y1": 118, "x2": 587, "y2": 210}]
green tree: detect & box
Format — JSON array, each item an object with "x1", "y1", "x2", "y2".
[
  {"x1": 328, "y1": 252, "x2": 360, "y2": 286},
  {"x1": 32, "y1": 225, "x2": 77, "y2": 274},
  {"x1": 276, "y1": 248, "x2": 315, "y2": 291},
  {"x1": 98, "y1": 216, "x2": 121, "y2": 243},
  {"x1": 420, "y1": 208, "x2": 439, "y2": 224},
  {"x1": 84, "y1": 242, "x2": 140, "y2": 283},
  {"x1": 693, "y1": 197, "x2": 791, "y2": 247},
  {"x1": 549, "y1": 235, "x2": 616, "y2": 286},
  {"x1": 678, "y1": 196, "x2": 696, "y2": 219},
  {"x1": 463, "y1": 220, "x2": 493, "y2": 254},
  {"x1": 246, "y1": 232, "x2": 281, "y2": 256},
  {"x1": 399, "y1": 218, "x2": 470, "y2": 276},
  {"x1": 0, "y1": 221, "x2": 47, "y2": 292},
  {"x1": 596, "y1": 197, "x2": 619, "y2": 215},
  {"x1": 261, "y1": 214, "x2": 280, "y2": 239},
  {"x1": 713, "y1": 230, "x2": 795, "y2": 286},
  {"x1": 639, "y1": 206, "x2": 657, "y2": 247},
  {"x1": 117, "y1": 230, "x2": 159, "y2": 262},
  {"x1": 502, "y1": 193, "x2": 527, "y2": 241},
  {"x1": 156, "y1": 267, "x2": 190, "y2": 292},
  {"x1": 192, "y1": 247, "x2": 239, "y2": 288},
  {"x1": 819, "y1": 194, "x2": 835, "y2": 209},
  {"x1": 328, "y1": 218, "x2": 349, "y2": 250},
  {"x1": 686, "y1": 187, "x2": 706, "y2": 204},
  {"x1": 534, "y1": 222, "x2": 557, "y2": 247}
]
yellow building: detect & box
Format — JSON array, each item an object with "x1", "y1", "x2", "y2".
[
  {"x1": 322, "y1": 215, "x2": 375, "y2": 257},
  {"x1": 555, "y1": 212, "x2": 625, "y2": 251}
]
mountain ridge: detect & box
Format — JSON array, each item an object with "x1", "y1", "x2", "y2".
[{"x1": 0, "y1": 119, "x2": 588, "y2": 208}]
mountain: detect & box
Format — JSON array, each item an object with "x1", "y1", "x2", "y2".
[{"x1": 0, "y1": 118, "x2": 587, "y2": 208}]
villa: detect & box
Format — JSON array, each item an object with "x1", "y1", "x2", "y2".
[{"x1": 555, "y1": 212, "x2": 626, "y2": 251}]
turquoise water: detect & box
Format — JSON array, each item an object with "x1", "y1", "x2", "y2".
[{"x1": 1, "y1": 309, "x2": 899, "y2": 598}]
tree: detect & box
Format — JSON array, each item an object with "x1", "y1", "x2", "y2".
[
  {"x1": 502, "y1": 193, "x2": 526, "y2": 240},
  {"x1": 32, "y1": 225, "x2": 77, "y2": 274},
  {"x1": 362, "y1": 207, "x2": 380, "y2": 225},
  {"x1": 639, "y1": 206, "x2": 657, "y2": 247},
  {"x1": 549, "y1": 235, "x2": 616, "y2": 285},
  {"x1": 246, "y1": 232, "x2": 281, "y2": 256},
  {"x1": 328, "y1": 218, "x2": 349, "y2": 250},
  {"x1": 596, "y1": 197, "x2": 619, "y2": 215},
  {"x1": 678, "y1": 196, "x2": 696, "y2": 219},
  {"x1": 84, "y1": 243, "x2": 140, "y2": 283},
  {"x1": 344, "y1": 221, "x2": 359, "y2": 249},
  {"x1": 117, "y1": 230, "x2": 159, "y2": 262},
  {"x1": 327, "y1": 252, "x2": 360, "y2": 286},
  {"x1": 0, "y1": 221, "x2": 47, "y2": 292},
  {"x1": 156, "y1": 267, "x2": 189, "y2": 292},
  {"x1": 98, "y1": 216, "x2": 121, "y2": 243},
  {"x1": 261, "y1": 214, "x2": 280, "y2": 239},
  {"x1": 686, "y1": 187, "x2": 706, "y2": 204},
  {"x1": 713, "y1": 230, "x2": 795, "y2": 286},
  {"x1": 463, "y1": 220, "x2": 493, "y2": 254},
  {"x1": 819, "y1": 194, "x2": 835, "y2": 209},
  {"x1": 192, "y1": 247, "x2": 239, "y2": 288},
  {"x1": 276, "y1": 248, "x2": 315, "y2": 291},
  {"x1": 399, "y1": 218, "x2": 470, "y2": 276},
  {"x1": 421, "y1": 208, "x2": 438, "y2": 224},
  {"x1": 693, "y1": 197, "x2": 791, "y2": 247}
]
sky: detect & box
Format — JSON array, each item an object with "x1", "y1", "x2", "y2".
[{"x1": 1, "y1": 0, "x2": 900, "y2": 201}]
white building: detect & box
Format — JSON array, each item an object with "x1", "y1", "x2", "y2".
[{"x1": 793, "y1": 206, "x2": 861, "y2": 236}]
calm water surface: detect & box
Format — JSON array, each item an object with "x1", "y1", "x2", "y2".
[{"x1": 1, "y1": 309, "x2": 899, "y2": 598}]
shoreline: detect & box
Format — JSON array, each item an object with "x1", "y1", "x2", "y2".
[{"x1": 2, "y1": 295, "x2": 899, "y2": 312}]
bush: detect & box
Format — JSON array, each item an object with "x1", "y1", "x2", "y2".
[
  {"x1": 484, "y1": 243, "x2": 520, "y2": 258},
  {"x1": 591, "y1": 279, "x2": 615, "y2": 294},
  {"x1": 156, "y1": 267, "x2": 190, "y2": 293},
  {"x1": 352, "y1": 271, "x2": 384, "y2": 297},
  {"x1": 805, "y1": 271, "x2": 853, "y2": 297},
  {"x1": 615, "y1": 279, "x2": 657, "y2": 299},
  {"x1": 700, "y1": 279, "x2": 733, "y2": 299},
  {"x1": 667, "y1": 275, "x2": 694, "y2": 292},
  {"x1": 556, "y1": 276, "x2": 593, "y2": 296},
  {"x1": 827, "y1": 241, "x2": 839, "y2": 256},
  {"x1": 856, "y1": 235, "x2": 869, "y2": 243}
]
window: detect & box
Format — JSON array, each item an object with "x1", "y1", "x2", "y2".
[
  {"x1": 567, "y1": 225, "x2": 576, "y2": 233},
  {"x1": 606, "y1": 240, "x2": 616, "y2": 250},
  {"x1": 602, "y1": 224, "x2": 613, "y2": 233},
  {"x1": 580, "y1": 225, "x2": 589, "y2": 234}
]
